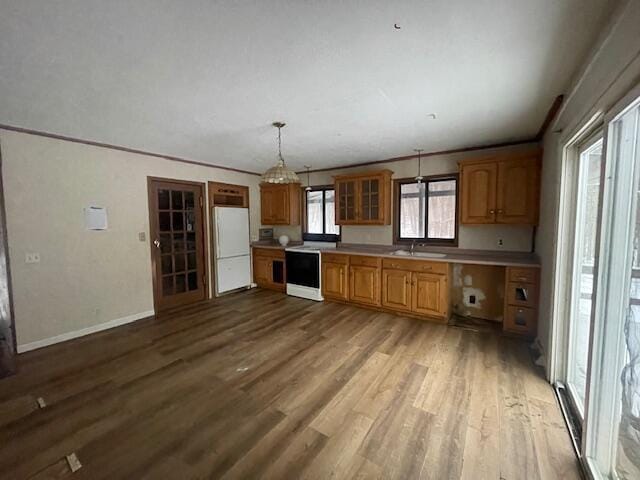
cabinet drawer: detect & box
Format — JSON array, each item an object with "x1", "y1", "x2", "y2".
[
  {"x1": 252, "y1": 247, "x2": 285, "y2": 259},
  {"x1": 322, "y1": 252, "x2": 349, "y2": 265},
  {"x1": 349, "y1": 255, "x2": 381, "y2": 267},
  {"x1": 506, "y1": 282, "x2": 538, "y2": 307},
  {"x1": 508, "y1": 267, "x2": 537, "y2": 284},
  {"x1": 504, "y1": 305, "x2": 537, "y2": 336},
  {"x1": 382, "y1": 258, "x2": 447, "y2": 275}
]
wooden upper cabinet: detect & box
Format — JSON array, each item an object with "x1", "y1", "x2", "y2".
[
  {"x1": 496, "y1": 156, "x2": 540, "y2": 224},
  {"x1": 260, "y1": 183, "x2": 301, "y2": 225},
  {"x1": 336, "y1": 179, "x2": 357, "y2": 223},
  {"x1": 459, "y1": 151, "x2": 541, "y2": 225},
  {"x1": 334, "y1": 170, "x2": 392, "y2": 225},
  {"x1": 359, "y1": 176, "x2": 381, "y2": 224},
  {"x1": 460, "y1": 162, "x2": 497, "y2": 224}
]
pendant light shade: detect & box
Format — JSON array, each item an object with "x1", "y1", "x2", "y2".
[{"x1": 261, "y1": 122, "x2": 300, "y2": 184}]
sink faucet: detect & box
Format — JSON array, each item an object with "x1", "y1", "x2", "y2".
[{"x1": 410, "y1": 240, "x2": 416, "y2": 255}]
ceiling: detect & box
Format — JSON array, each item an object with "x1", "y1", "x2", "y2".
[{"x1": 0, "y1": 1, "x2": 615, "y2": 173}]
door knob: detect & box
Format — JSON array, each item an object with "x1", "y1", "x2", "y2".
[{"x1": 153, "y1": 239, "x2": 161, "y2": 248}]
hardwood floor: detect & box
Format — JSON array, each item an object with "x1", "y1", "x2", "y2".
[{"x1": 0, "y1": 289, "x2": 580, "y2": 479}]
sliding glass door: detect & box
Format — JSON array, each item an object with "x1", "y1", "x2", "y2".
[
  {"x1": 602, "y1": 96, "x2": 640, "y2": 479},
  {"x1": 556, "y1": 92, "x2": 640, "y2": 480},
  {"x1": 565, "y1": 134, "x2": 604, "y2": 417}
]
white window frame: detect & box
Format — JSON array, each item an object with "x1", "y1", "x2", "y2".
[
  {"x1": 584, "y1": 86, "x2": 640, "y2": 480},
  {"x1": 549, "y1": 112, "x2": 604, "y2": 389}
]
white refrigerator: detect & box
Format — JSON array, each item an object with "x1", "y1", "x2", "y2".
[{"x1": 214, "y1": 206, "x2": 251, "y2": 295}]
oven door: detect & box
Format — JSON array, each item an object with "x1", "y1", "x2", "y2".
[{"x1": 285, "y1": 251, "x2": 320, "y2": 288}]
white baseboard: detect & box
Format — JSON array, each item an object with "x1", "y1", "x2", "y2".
[{"x1": 17, "y1": 310, "x2": 155, "y2": 353}]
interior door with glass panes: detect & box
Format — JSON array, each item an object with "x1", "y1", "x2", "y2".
[{"x1": 148, "y1": 179, "x2": 206, "y2": 310}]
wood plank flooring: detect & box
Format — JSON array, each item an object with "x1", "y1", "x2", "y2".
[{"x1": 0, "y1": 289, "x2": 581, "y2": 479}]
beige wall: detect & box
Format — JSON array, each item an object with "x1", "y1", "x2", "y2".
[
  {"x1": 0, "y1": 130, "x2": 262, "y2": 349},
  {"x1": 277, "y1": 142, "x2": 540, "y2": 251},
  {"x1": 536, "y1": 0, "x2": 640, "y2": 367}
]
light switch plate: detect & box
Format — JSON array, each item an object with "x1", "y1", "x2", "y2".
[
  {"x1": 25, "y1": 253, "x2": 40, "y2": 264},
  {"x1": 138, "y1": 232, "x2": 146, "y2": 242}
]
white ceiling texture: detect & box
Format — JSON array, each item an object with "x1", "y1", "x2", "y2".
[{"x1": 0, "y1": 0, "x2": 615, "y2": 173}]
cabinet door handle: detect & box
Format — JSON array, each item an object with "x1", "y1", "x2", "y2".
[
  {"x1": 498, "y1": 209, "x2": 504, "y2": 214},
  {"x1": 489, "y1": 209, "x2": 495, "y2": 214}
]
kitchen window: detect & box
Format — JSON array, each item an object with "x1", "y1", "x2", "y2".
[
  {"x1": 303, "y1": 186, "x2": 340, "y2": 242},
  {"x1": 394, "y1": 175, "x2": 458, "y2": 245}
]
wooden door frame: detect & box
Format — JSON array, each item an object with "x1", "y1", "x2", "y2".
[
  {"x1": 147, "y1": 177, "x2": 209, "y2": 313},
  {"x1": 0, "y1": 141, "x2": 16, "y2": 376},
  {"x1": 208, "y1": 180, "x2": 251, "y2": 297}
]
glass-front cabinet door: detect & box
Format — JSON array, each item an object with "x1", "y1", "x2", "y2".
[
  {"x1": 336, "y1": 179, "x2": 357, "y2": 223},
  {"x1": 359, "y1": 177, "x2": 380, "y2": 223}
]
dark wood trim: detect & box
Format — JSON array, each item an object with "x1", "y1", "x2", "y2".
[
  {"x1": 207, "y1": 181, "x2": 250, "y2": 297},
  {"x1": 298, "y1": 139, "x2": 538, "y2": 174},
  {"x1": 0, "y1": 139, "x2": 16, "y2": 374},
  {"x1": 392, "y1": 174, "x2": 460, "y2": 247},
  {"x1": 208, "y1": 181, "x2": 249, "y2": 208},
  {"x1": 536, "y1": 95, "x2": 564, "y2": 141},
  {"x1": 0, "y1": 124, "x2": 261, "y2": 176},
  {"x1": 147, "y1": 177, "x2": 209, "y2": 313},
  {"x1": 301, "y1": 185, "x2": 341, "y2": 242}
]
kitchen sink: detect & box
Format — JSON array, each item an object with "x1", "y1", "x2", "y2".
[{"x1": 391, "y1": 250, "x2": 447, "y2": 258}]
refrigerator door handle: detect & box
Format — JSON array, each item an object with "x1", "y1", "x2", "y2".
[{"x1": 215, "y1": 215, "x2": 221, "y2": 259}]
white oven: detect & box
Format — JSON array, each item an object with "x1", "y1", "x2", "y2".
[{"x1": 285, "y1": 243, "x2": 335, "y2": 301}]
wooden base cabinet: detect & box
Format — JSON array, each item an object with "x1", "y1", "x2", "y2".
[
  {"x1": 381, "y1": 269, "x2": 412, "y2": 312},
  {"x1": 321, "y1": 253, "x2": 450, "y2": 322},
  {"x1": 252, "y1": 248, "x2": 286, "y2": 292},
  {"x1": 503, "y1": 267, "x2": 538, "y2": 337},
  {"x1": 322, "y1": 258, "x2": 349, "y2": 301},
  {"x1": 380, "y1": 258, "x2": 450, "y2": 320},
  {"x1": 412, "y1": 272, "x2": 448, "y2": 318},
  {"x1": 349, "y1": 264, "x2": 381, "y2": 306}
]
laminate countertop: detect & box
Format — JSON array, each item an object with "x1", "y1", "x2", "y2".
[{"x1": 251, "y1": 242, "x2": 540, "y2": 269}]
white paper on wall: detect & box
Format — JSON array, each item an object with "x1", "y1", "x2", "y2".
[{"x1": 84, "y1": 206, "x2": 108, "y2": 230}]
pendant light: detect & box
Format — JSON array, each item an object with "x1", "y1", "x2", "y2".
[
  {"x1": 304, "y1": 165, "x2": 312, "y2": 191},
  {"x1": 414, "y1": 149, "x2": 424, "y2": 184},
  {"x1": 261, "y1": 122, "x2": 300, "y2": 184}
]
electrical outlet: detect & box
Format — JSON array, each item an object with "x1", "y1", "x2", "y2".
[
  {"x1": 25, "y1": 253, "x2": 40, "y2": 264},
  {"x1": 497, "y1": 238, "x2": 504, "y2": 248},
  {"x1": 138, "y1": 232, "x2": 146, "y2": 242}
]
